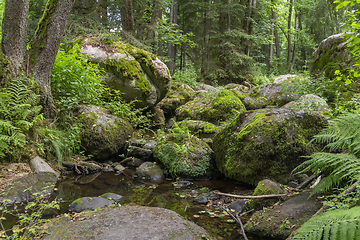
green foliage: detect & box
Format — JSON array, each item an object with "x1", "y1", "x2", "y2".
[
  {"x1": 157, "y1": 19, "x2": 197, "y2": 48},
  {"x1": 292, "y1": 206, "x2": 360, "y2": 240},
  {"x1": 0, "y1": 195, "x2": 60, "y2": 239},
  {"x1": 51, "y1": 44, "x2": 105, "y2": 112},
  {"x1": 0, "y1": 76, "x2": 43, "y2": 161},
  {"x1": 294, "y1": 113, "x2": 360, "y2": 195},
  {"x1": 36, "y1": 126, "x2": 81, "y2": 166},
  {"x1": 172, "y1": 66, "x2": 199, "y2": 89}
]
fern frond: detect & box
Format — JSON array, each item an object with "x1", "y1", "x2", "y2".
[{"x1": 292, "y1": 207, "x2": 360, "y2": 240}]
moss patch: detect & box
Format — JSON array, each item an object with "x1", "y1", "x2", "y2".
[{"x1": 213, "y1": 109, "x2": 327, "y2": 185}]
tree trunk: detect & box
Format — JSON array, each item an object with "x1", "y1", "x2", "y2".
[
  {"x1": 269, "y1": 0, "x2": 275, "y2": 68},
  {"x1": 167, "y1": 0, "x2": 177, "y2": 74},
  {"x1": 125, "y1": 0, "x2": 134, "y2": 31},
  {"x1": 291, "y1": 9, "x2": 297, "y2": 71},
  {"x1": 147, "y1": 2, "x2": 162, "y2": 42},
  {"x1": 227, "y1": 0, "x2": 231, "y2": 31},
  {"x1": 298, "y1": 13, "x2": 306, "y2": 66},
  {"x1": 245, "y1": 0, "x2": 257, "y2": 56},
  {"x1": 201, "y1": 0, "x2": 210, "y2": 78},
  {"x1": 158, "y1": 9, "x2": 163, "y2": 56},
  {"x1": 29, "y1": 0, "x2": 75, "y2": 118},
  {"x1": 2, "y1": 0, "x2": 29, "y2": 72},
  {"x1": 287, "y1": 0, "x2": 293, "y2": 70}
]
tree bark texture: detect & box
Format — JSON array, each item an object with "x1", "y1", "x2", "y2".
[
  {"x1": 287, "y1": 0, "x2": 293, "y2": 70},
  {"x1": 167, "y1": 0, "x2": 177, "y2": 74},
  {"x1": 147, "y1": 2, "x2": 162, "y2": 42},
  {"x1": 291, "y1": 9, "x2": 297, "y2": 71},
  {"x1": 30, "y1": 0, "x2": 75, "y2": 118},
  {"x1": 2, "y1": 0, "x2": 29, "y2": 71},
  {"x1": 125, "y1": 0, "x2": 134, "y2": 31},
  {"x1": 201, "y1": 0, "x2": 210, "y2": 78}
]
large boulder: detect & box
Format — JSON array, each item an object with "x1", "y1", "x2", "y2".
[
  {"x1": 282, "y1": 94, "x2": 331, "y2": 112},
  {"x1": 0, "y1": 172, "x2": 57, "y2": 206},
  {"x1": 80, "y1": 37, "x2": 171, "y2": 108},
  {"x1": 43, "y1": 205, "x2": 212, "y2": 239},
  {"x1": 213, "y1": 109, "x2": 327, "y2": 185},
  {"x1": 176, "y1": 89, "x2": 246, "y2": 125},
  {"x1": 157, "y1": 81, "x2": 195, "y2": 117},
  {"x1": 77, "y1": 105, "x2": 133, "y2": 161},
  {"x1": 245, "y1": 190, "x2": 322, "y2": 239},
  {"x1": 153, "y1": 133, "x2": 213, "y2": 178},
  {"x1": 69, "y1": 197, "x2": 115, "y2": 213},
  {"x1": 310, "y1": 33, "x2": 351, "y2": 78}
]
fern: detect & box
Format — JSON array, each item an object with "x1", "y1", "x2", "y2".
[
  {"x1": 0, "y1": 75, "x2": 43, "y2": 160},
  {"x1": 292, "y1": 207, "x2": 360, "y2": 240},
  {"x1": 294, "y1": 113, "x2": 360, "y2": 195}
]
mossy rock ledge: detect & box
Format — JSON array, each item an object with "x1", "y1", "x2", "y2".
[
  {"x1": 80, "y1": 37, "x2": 171, "y2": 108},
  {"x1": 175, "y1": 89, "x2": 246, "y2": 125},
  {"x1": 77, "y1": 105, "x2": 133, "y2": 161},
  {"x1": 213, "y1": 108, "x2": 327, "y2": 185}
]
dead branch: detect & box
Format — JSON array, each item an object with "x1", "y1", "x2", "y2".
[
  {"x1": 215, "y1": 192, "x2": 288, "y2": 199},
  {"x1": 222, "y1": 207, "x2": 249, "y2": 240},
  {"x1": 294, "y1": 174, "x2": 315, "y2": 191}
]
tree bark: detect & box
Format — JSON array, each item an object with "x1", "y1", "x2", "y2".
[
  {"x1": 29, "y1": 0, "x2": 75, "y2": 118},
  {"x1": 158, "y1": 9, "x2": 163, "y2": 56},
  {"x1": 147, "y1": 2, "x2": 162, "y2": 42},
  {"x1": 291, "y1": 9, "x2": 297, "y2": 71},
  {"x1": 227, "y1": 0, "x2": 231, "y2": 31},
  {"x1": 298, "y1": 13, "x2": 306, "y2": 66},
  {"x1": 269, "y1": 0, "x2": 275, "y2": 68},
  {"x1": 2, "y1": 0, "x2": 29, "y2": 71},
  {"x1": 201, "y1": 0, "x2": 210, "y2": 78},
  {"x1": 287, "y1": 0, "x2": 293, "y2": 70},
  {"x1": 167, "y1": 0, "x2": 177, "y2": 74},
  {"x1": 125, "y1": 0, "x2": 134, "y2": 31}
]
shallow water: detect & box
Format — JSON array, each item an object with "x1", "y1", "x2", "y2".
[{"x1": 3, "y1": 170, "x2": 273, "y2": 239}]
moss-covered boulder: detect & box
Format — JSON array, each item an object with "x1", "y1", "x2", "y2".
[
  {"x1": 135, "y1": 162, "x2": 165, "y2": 184},
  {"x1": 157, "y1": 81, "x2": 195, "y2": 117},
  {"x1": 213, "y1": 108, "x2": 327, "y2": 185},
  {"x1": 249, "y1": 83, "x2": 296, "y2": 109},
  {"x1": 153, "y1": 133, "x2": 213, "y2": 178},
  {"x1": 175, "y1": 89, "x2": 246, "y2": 125},
  {"x1": 250, "y1": 179, "x2": 287, "y2": 210},
  {"x1": 80, "y1": 37, "x2": 171, "y2": 108},
  {"x1": 282, "y1": 94, "x2": 331, "y2": 113},
  {"x1": 310, "y1": 33, "x2": 351, "y2": 78},
  {"x1": 177, "y1": 120, "x2": 222, "y2": 139},
  {"x1": 77, "y1": 105, "x2": 133, "y2": 161}
]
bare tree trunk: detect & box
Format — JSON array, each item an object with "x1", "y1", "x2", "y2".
[
  {"x1": 147, "y1": 2, "x2": 162, "y2": 42},
  {"x1": 269, "y1": 0, "x2": 275, "y2": 68},
  {"x1": 158, "y1": 9, "x2": 163, "y2": 56},
  {"x1": 125, "y1": 0, "x2": 134, "y2": 31},
  {"x1": 291, "y1": 9, "x2": 297, "y2": 71},
  {"x1": 2, "y1": 0, "x2": 29, "y2": 72},
  {"x1": 167, "y1": 0, "x2": 177, "y2": 74},
  {"x1": 227, "y1": 0, "x2": 231, "y2": 31},
  {"x1": 29, "y1": 0, "x2": 75, "y2": 118},
  {"x1": 201, "y1": 0, "x2": 210, "y2": 78},
  {"x1": 245, "y1": 0, "x2": 257, "y2": 56},
  {"x1": 298, "y1": 13, "x2": 306, "y2": 66},
  {"x1": 287, "y1": 0, "x2": 293, "y2": 70}
]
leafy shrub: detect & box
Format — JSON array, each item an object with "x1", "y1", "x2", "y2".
[{"x1": 172, "y1": 66, "x2": 199, "y2": 89}]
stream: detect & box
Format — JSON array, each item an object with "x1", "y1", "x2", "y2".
[{"x1": 3, "y1": 169, "x2": 275, "y2": 239}]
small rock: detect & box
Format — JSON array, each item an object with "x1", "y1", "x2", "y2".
[
  {"x1": 113, "y1": 163, "x2": 125, "y2": 172},
  {"x1": 230, "y1": 199, "x2": 247, "y2": 212},
  {"x1": 30, "y1": 156, "x2": 59, "y2": 179},
  {"x1": 173, "y1": 181, "x2": 192, "y2": 187},
  {"x1": 69, "y1": 197, "x2": 114, "y2": 213},
  {"x1": 287, "y1": 181, "x2": 299, "y2": 188},
  {"x1": 224, "y1": 197, "x2": 231, "y2": 204},
  {"x1": 193, "y1": 194, "x2": 209, "y2": 205},
  {"x1": 135, "y1": 162, "x2": 165, "y2": 184},
  {"x1": 208, "y1": 191, "x2": 220, "y2": 201},
  {"x1": 99, "y1": 193, "x2": 123, "y2": 202}
]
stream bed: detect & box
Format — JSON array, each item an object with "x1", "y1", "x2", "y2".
[{"x1": 52, "y1": 170, "x2": 273, "y2": 240}]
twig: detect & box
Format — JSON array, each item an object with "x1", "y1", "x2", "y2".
[
  {"x1": 294, "y1": 174, "x2": 315, "y2": 191},
  {"x1": 310, "y1": 175, "x2": 322, "y2": 189},
  {"x1": 215, "y1": 192, "x2": 288, "y2": 199},
  {"x1": 222, "y1": 208, "x2": 249, "y2": 240}
]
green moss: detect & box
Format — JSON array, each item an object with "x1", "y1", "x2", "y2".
[
  {"x1": 78, "y1": 110, "x2": 133, "y2": 160},
  {"x1": 73, "y1": 198, "x2": 83, "y2": 205},
  {"x1": 213, "y1": 109, "x2": 327, "y2": 185},
  {"x1": 153, "y1": 133, "x2": 212, "y2": 178},
  {"x1": 105, "y1": 58, "x2": 151, "y2": 97},
  {"x1": 176, "y1": 90, "x2": 246, "y2": 125}
]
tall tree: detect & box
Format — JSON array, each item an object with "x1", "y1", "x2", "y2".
[
  {"x1": 167, "y1": 0, "x2": 178, "y2": 74},
  {"x1": 2, "y1": 0, "x2": 75, "y2": 118},
  {"x1": 287, "y1": 0, "x2": 293, "y2": 70}
]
